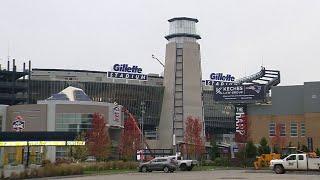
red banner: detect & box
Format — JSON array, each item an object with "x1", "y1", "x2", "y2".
[{"x1": 235, "y1": 106, "x2": 248, "y2": 143}]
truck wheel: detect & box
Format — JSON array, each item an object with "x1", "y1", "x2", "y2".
[
  {"x1": 187, "y1": 165, "x2": 194, "y2": 171},
  {"x1": 274, "y1": 165, "x2": 284, "y2": 174},
  {"x1": 163, "y1": 166, "x2": 170, "y2": 173},
  {"x1": 141, "y1": 166, "x2": 148, "y2": 173},
  {"x1": 180, "y1": 164, "x2": 187, "y2": 171}
]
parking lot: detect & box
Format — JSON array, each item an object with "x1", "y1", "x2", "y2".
[{"x1": 61, "y1": 170, "x2": 320, "y2": 180}]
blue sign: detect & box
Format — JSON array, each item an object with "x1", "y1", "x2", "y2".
[
  {"x1": 213, "y1": 81, "x2": 266, "y2": 102},
  {"x1": 210, "y1": 73, "x2": 235, "y2": 82},
  {"x1": 108, "y1": 64, "x2": 148, "y2": 81}
]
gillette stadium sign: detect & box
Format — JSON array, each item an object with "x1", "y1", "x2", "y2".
[
  {"x1": 205, "y1": 73, "x2": 235, "y2": 85},
  {"x1": 210, "y1": 73, "x2": 235, "y2": 82},
  {"x1": 213, "y1": 81, "x2": 266, "y2": 102},
  {"x1": 107, "y1": 64, "x2": 148, "y2": 81}
]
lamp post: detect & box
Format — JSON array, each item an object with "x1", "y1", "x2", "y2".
[{"x1": 140, "y1": 101, "x2": 146, "y2": 154}]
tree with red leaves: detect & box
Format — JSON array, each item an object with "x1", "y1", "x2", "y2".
[
  {"x1": 118, "y1": 112, "x2": 141, "y2": 161},
  {"x1": 271, "y1": 123, "x2": 287, "y2": 153},
  {"x1": 86, "y1": 113, "x2": 111, "y2": 161},
  {"x1": 183, "y1": 116, "x2": 205, "y2": 160}
]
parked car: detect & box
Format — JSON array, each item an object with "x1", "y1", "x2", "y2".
[
  {"x1": 270, "y1": 153, "x2": 320, "y2": 174},
  {"x1": 168, "y1": 155, "x2": 198, "y2": 171},
  {"x1": 85, "y1": 156, "x2": 96, "y2": 162},
  {"x1": 138, "y1": 157, "x2": 177, "y2": 173}
]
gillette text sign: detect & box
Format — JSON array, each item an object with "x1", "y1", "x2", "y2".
[
  {"x1": 107, "y1": 64, "x2": 148, "y2": 81},
  {"x1": 210, "y1": 73, "x2": 235, "y2": 82},
  {"x1": 205, "y1": 73, "x2": 235, "y2": 86}
]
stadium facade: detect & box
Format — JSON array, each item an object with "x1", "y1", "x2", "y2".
[{"x1": 6, "y1": 17, "x2": 320, "y2": 165}]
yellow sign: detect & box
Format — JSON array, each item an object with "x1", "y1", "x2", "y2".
[
  {"x1": 28, "y1": 141, "x2": 66, "y2": 146},
  {"x1": 0, "y1": 141, "x2": 85, "y2": 146},
  {"x1": 67, "y1": 141, "x2": 86, "y2": 146},
  {"x1": 0, "y1": 141, "x2": 27, "y2": 146}
]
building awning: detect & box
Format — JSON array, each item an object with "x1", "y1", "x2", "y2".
[{"x1": 0, "y1": 131, "x2": 78, "y2": 141}]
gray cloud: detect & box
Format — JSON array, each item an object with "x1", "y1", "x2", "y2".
[{"x1": 1, "y1": 0, "x2": 319, "y2": 85}]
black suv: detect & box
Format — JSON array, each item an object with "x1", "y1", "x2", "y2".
[{"x1": 138, "y1": 157, "x2": 177, "y2": 173}]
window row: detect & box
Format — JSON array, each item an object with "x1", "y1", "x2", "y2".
[{"x1": 269, "y1": 122, "x2": 305, "y2": 137}]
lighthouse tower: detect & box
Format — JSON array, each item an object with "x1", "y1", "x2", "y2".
[{"x1": 159, "y1": 17, "x2": 203, "y2": 148}]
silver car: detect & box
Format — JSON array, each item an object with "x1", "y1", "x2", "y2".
[{"x1": 138, "y1": 157, "x2": 177, "y2": 173}]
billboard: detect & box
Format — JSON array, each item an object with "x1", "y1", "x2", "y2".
[
  {"x1": 235, "y1": 105, "x2": 248, "y2": 143},
  {"x1": 213, "y1": 81, "x2": 266, "y2": 102}
]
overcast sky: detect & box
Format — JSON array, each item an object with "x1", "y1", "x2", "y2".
[{"x1": 1, "y1": 0, "x2": 320, "y2": 85}]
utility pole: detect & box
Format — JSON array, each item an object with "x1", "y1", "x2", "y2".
[{"x1": 140, "y1": 101, "x2": 146, "y2": 160}]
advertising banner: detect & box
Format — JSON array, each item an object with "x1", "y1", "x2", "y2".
[
  {"x1": 235, "y1": 105, "x2": 248, "y2": 143},
  {"x1": 213, "y1": 81, "x2": 265, "y2": 102},
  {"x1": 109, "y1": 103, "x2": 123, "y2": 128}
]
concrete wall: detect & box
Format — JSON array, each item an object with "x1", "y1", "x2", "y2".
[
  {"x1": 182, "y1": 42, "x2": 203, "y2": 120},
  {"x1": 304, "y1": 82, "x2": 320, "y2": 113},
  {"x1": 0, "y1": 105, "x2": 8, "y2": 167},
  {"x1": 159, "y1": 42, "x2": 176, "y2": 148},
  {"x1": 159, "y1": 41, "x2": 203, "y2": 149},
  {"x1": 271, "y1": 85, "x2": 304, "y2": 115},
  {"x1": 56, "y1": 104, "x2": 109, "y2": 117},
  {"x1": 6, "y1": 104, "x2": 47, "y2": 132}
]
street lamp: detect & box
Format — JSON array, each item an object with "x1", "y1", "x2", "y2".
[
  {"x1": 140, "y1": 101, "x2": 146, "y2": 152},
  {"x1": 152, "y1": 54, "x2": 165, "y2": 68}
]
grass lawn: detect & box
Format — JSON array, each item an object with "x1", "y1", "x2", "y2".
[{"x1": 84, "y1": 169, "x2": 137, "y2": 175}]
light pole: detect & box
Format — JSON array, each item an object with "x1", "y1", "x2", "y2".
[
  {"x1": 152, "y1": 54, "x2": 165, "y2": 68},
  {"x1": 140, "y1": 101, "x2": 146, "y2": 156}
]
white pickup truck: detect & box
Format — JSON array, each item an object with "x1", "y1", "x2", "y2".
[
  {"x1": 270, "y1": 153, "x2": 320, "y2": 174},
  {"x1": 168, "y1": 155, "x2": 198, "y2": 171}
]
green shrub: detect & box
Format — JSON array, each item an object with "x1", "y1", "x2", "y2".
[
  {"x1": 82, "y1": 161, "x2": 138, "y2": 171},
  {"x1": 9, "y1": 172, "x2": 20, "y2": 179},
  {"x1": 41, "y1": 159, "x2": 52, "y2": 167},
  {"x1": 55, "y1": 158, "x2": 72, "y2": 165},
  {"x1": 18, "y1": 170, "x2": 28, "y2": 179},
  {"x1": 212, "y1": 157, "x2": 230, "y2": 166}
]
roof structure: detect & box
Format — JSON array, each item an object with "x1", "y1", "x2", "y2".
[{"x1": 46, "y1": 86, "x2": 92, "y2": 101}]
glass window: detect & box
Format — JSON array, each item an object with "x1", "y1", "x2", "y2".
[
  {"x1": 74, "y1": 90, "x2": 91, "y2": 101},
  {"x1": 269, "y1": 122, "x2": 275, "y2": 137},
  {"x1": 298, "y1": 155, "x2": 304, "y2": 160},
  {"x1": 47, "y1": 93, "x2": 69, "y2": 101},
  {"x1": 8, "y1": 152, "x2": 16, "y2": 164},
  {"x1": 56, "y1": 113, "x2": 93, "y2": 132},
  {"x1": 176, "y1": 49, "x2": 183, "y2": 56},
  {"x1": 56, "y1": 146, "x2": 68, "y2": 159},
  {"x1": 290, "y1": 122, "x2": 298, "y2": 137},
  {"x1": 301, "y1": 122, "x2": 305, "y2": 137},
  {"x1": 287, "y1": 155, "x2": 296, "y2": 160},
  {"x1": 279, "y1": 123, "x2": 286, "y2": 137}
]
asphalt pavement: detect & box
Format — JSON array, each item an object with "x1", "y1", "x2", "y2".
[{"x1": 56, "y1": 169, "x2": 320, "y2": 180}]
